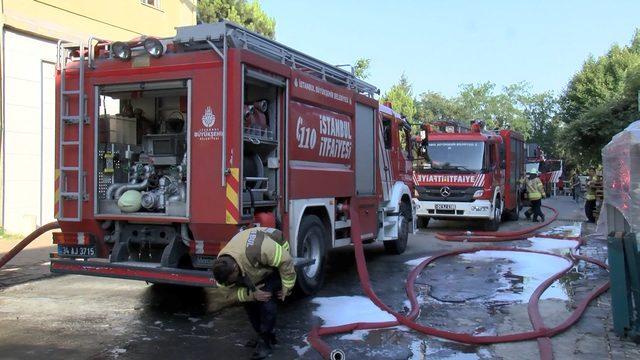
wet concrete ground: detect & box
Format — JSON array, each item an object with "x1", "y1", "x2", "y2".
[{"x1": 1, "y1": 196, "x2": 639, "y2": 359}]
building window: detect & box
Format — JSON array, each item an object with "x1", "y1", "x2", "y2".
[{"x1": 141, "y1": 0, "x2": 160, "y2": 9}]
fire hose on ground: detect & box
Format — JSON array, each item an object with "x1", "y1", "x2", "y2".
[
  {"x1": 0, "y1": 221, "x2": 60, "y2": 269},
  {"x1": 308, "y1": 203, "x2": 610, "y2": 360}
]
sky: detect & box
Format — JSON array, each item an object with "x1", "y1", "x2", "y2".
[{"x1": 260, "y1": 0, "x2": 640, "y2": 98}]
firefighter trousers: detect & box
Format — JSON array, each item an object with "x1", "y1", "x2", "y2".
[
  {"x1": 585, "y1": 199, "x2": 596, "y2": 223},
  {"x1": 243, "y1": 271, "x2": 282, "y2": 339},
  {"x1": 525, "y1": 199, "x2": 544, "y2": 221}
]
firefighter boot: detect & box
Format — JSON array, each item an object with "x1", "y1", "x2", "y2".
[
  {"x1": 245, "y1": 337, "x2": 259, "y2": 348},
  {"x1": 251, "y1": 335, "x2": 273, "y2": 359},
  {"x1": 525, "y1": 211, "x2": 531, "y2": 221},
  {"x1": 246, "y1": 333, "x2": 276, "y2": 348}
]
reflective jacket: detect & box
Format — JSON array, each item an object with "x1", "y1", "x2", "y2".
[
  {"x1": 526, "y1": 177, "x2": 546, "y2": 201},
  {"x1": 586, "y1": 176, "x2": 597, "y2": 200},
  {"x1": 217, "y1": 227, "x2": 296, "y2": 303}
]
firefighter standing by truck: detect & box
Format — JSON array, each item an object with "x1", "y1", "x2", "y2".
[
  {"x1": 584, "y1": 167, "x2": 598, "y2": 222},
  {"x1": 212, "y1": 227, "x2": 296, "y2": 360},
  {"x1": 524, "y1": 170, "x2": 546, "y2": 222}
]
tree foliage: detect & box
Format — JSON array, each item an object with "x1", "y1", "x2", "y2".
[
  {"x1": 197, "y1": 0, "x2": 276, "y2": 39},
  {"x1": 382, "y1": 74, "x2": 417, "y2": 121},
  {"x1": 558, "y1": 30, "x2": 640, "y2": 165},
  {"x1": 414, "y1": 82, "x2": 557, "y2": 141},
  {"x1": 353, "y1": 58, "x2": 371, "y2": 80}
]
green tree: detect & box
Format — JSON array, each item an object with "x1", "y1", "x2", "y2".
[
  {"x1": 524, "y1": 92, "x2": 560, "y2": 158},
  {"x1": 197, "y1": 0, "x2": 276, "y2": 39},
  {"x1": 415, "y1": 91, "x2": 463, "y2": 121},
  {"x1": 382, "y1": 74, "x2": 416, "y2": 121},
  {"x1": 353, "y1": 58, "x2": 371, "y2": 79},
  {"x1": 453, "y1": 82, "x2": 531, "y2": 136},
  {"x1": 558, "y1": 30, "x2": 640, "y2": 165}
]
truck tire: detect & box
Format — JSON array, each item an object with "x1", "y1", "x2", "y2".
[
  {"x1": 384, "y1": 202, "x2": 410, "y2": 255},
  {"x1": 483, "y1": 200, "x2": 501, "y2": 231},
  {"x1": 295, "y1": 215, "x2": 327, "y2": 295},
  {"x1": 417, "y1": 216, "x2": 430, "y2": 229},
  {"x1": 506, "y1": 196, "x2": 520, "y2": 221}
]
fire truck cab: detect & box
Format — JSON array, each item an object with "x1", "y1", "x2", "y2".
[
  {"x1": 413, "y1": 123, "x2": 525, "y2": 231},
  {"x1": 51, "y1": 21, "x2": 415, "y2": 294}
]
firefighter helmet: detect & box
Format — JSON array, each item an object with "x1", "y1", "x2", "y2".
[{"x1": 118, "y1": 190, "x2": 142, "y2": 213}]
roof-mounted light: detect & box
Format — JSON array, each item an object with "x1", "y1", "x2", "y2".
[
  {"x1": 143, "y1": 37, "x2": 164, "y2": 58},
  {"x1": 111, "y1": 42, "x2": 131, "y2": 60}
]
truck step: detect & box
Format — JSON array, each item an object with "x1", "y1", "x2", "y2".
[
  {"x1": 382, "y1": 220, "x2": 396, "y2": 227},
  {"x1": 334, "y1": 237, "x2": 352, "y2": 247},
  {"x1": 334, "y1": 220, "x2": 351, "y2": 230}
]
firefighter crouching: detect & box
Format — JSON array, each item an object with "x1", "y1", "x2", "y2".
[
  {"x1": 524, "y1": 170, "x2": 546, "y2": 222},
  {"x1": 584, "y1": 167, "x2": 597, "y2": 223},
  {"x1": 212, "y1": 227, "x2": 296, "y2": 360}
]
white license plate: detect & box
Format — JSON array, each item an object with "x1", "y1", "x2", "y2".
[
  {"x1": 57, "y1": 245, "x2": 96, "y2": 258},
  {"x1": 435, "y1": 204, "x2": 456, "y2": 210}
]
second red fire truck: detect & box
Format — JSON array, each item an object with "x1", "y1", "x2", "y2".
[
  {"x1": 51, "y1": 21, "x2": 416, "y2": 294},
  {"x1": 413, "y1": 122, "x2": 525, "y2": 231}
]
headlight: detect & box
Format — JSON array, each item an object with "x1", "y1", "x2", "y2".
[
  {"x1": 111, "y1": 42, "x2": 131, "y2": 60},
  {"x1": 144, "y1": 37, "x2": 164, "y2": 58},
  {"x1": 473, "y1": 190, "x2": 484, "y2": 198}
]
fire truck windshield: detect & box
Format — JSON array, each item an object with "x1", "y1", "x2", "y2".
[
  {"x1": 424, "y1": 141, "x2": 485, "y2": 172},
  {"x1": 526, "y1": 162, "x2": 540, "y2": 173}
]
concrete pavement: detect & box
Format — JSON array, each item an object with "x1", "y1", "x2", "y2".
[
  {"x1": 0, "y1": 196, "x2": 638, "y2": 359},
  {"x1": 0, "y1": 231, "x2": 57, "y2": 288}
]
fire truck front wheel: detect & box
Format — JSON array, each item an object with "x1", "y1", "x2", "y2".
[
  {"x1": 483, "y1": 200, "x2": 502, "y2": 231},
  {"x1": 295, "y1": 215, "x2": 327, "y2": 295},
  {"x1": 384, "y1": 203, "x2": 411, "y2": 255}
]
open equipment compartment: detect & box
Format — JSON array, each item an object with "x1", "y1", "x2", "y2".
[
  {"x1": 241, "y1": 68, "x2": 284, "y2": 221},
  {"x1": 95, "y1": 80, "x2": 190, "y2": 218}
]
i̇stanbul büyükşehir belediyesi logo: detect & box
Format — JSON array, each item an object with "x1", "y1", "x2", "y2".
[{"x1": 202, "y1": 106, "x2": 215, "y2": 128}]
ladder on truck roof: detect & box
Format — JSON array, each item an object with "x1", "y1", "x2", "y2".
[
  {"x1": 173, "y1": 21, "x2": 379, "y2": 97},
  {"x1": 56, "y1": 40, "x2": 89, "y2": 221}
]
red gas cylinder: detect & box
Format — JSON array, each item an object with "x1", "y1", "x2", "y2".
[{"x1": 254, "y1": 212, "x2": 276, "y2": 228}]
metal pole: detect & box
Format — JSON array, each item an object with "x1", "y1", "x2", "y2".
[{"x1": 222, "y1": 29, "x2": 228, "y2": 187}]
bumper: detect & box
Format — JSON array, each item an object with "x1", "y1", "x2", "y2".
[
  {"x1": 50, "y1": 258, "x2": 216, "y2": 287},
  {"x1": 415, "y1": 199, "x2": 493, "y2": 219}
]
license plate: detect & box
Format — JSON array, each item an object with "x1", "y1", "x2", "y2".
[
  {"x1": 435, "y1": 203, "x2": 456, "y2": 210},
  {"x1": 57, "y1": 245, "x2": 96, "y2": 258}
]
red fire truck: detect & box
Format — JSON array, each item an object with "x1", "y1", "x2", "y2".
[
  {"x1": 50, "y1": 21, "x2": 416, "y2": 294},
  {"x1": 413, "y1": 123, "x2": 525, "y2": 230},
  {"x1": 525, "y1": 143, "x2": 563, "y2": 193}
]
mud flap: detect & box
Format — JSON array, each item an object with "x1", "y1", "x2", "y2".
[
  {"x1": 110, "y1": 242, "x2": 130, "y2": 262},
  {"x1": 161, "y1": 237, "x2": 190, "y2": 267}
]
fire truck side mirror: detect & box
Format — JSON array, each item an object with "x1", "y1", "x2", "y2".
[{"x1": 500, "y1": 159, "x2": 506, "y2": 169}]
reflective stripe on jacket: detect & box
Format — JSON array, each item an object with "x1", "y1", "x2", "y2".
[
  {"x1": 526, "y1": 177, "x2": 545, "y2": 200},
  {"x1": 217, "y1": 227, "x2": 296, "y2": 303}
]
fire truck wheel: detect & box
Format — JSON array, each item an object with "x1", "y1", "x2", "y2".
[
  {"x1": 483, "y1": 200, "x2": 501, "y2": 231},
  {"x1": 384, "y1": 203, "x2": 410, "y2": 255},
  {"x1": 295, "y1": 215, "x2": 327, "y2": 295},
  {"x1": 417, "y1": 216, "x2": 430, "y2": 229},
  {"x1": 506, "y1": 197, "x2": 520, "y2": 221}
]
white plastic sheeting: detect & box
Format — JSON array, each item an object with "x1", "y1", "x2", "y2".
[{"x1": 601, "y1": 120, "x2": 640, "y2": 233}]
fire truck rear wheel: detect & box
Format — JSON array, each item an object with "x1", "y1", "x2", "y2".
[
  {"x1": 295, "y1": 215, "x2": 327, "y2": 295},
  {"x1": 506, "y1": 197, "x2": 520, "y2": 221},
  {"x1": 384, "y1": 203, "x2": 410, "y2": 255}
]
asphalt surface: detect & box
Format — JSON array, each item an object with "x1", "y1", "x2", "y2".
[{"x1": 0, "y1": 196, "x2": 638, "y2": 359}]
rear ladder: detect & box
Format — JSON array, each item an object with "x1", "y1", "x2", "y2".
[{"x1": 56, "y1": 41, "x2": 88, "y2": 221}]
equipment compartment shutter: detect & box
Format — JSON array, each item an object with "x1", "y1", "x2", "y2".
[{"x1": 355, "y1": 104, "x2": 375, "y2": 195}]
